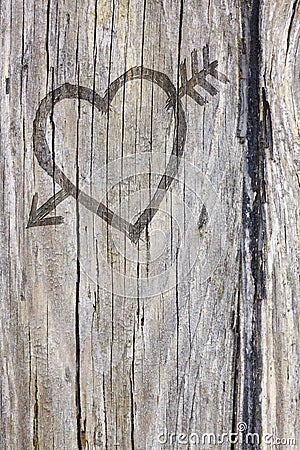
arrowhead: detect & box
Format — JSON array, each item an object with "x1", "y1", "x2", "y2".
[{"x1": 26, "y1": 192, "x2": 65, "y2": 228}]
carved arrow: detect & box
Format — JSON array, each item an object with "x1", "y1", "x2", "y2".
[
  {"x1": 27, "y1": 46, "x2": 228, "y2": 231},
  {"x1": 167, "y1": 45, "x2": 229, "y2": 109},
  {"x1": 27, "y1": 187, "x2": 137, "y2": 240},
  {"x1": 27, "y1": 189, "x2": 69, "y2": 228}
]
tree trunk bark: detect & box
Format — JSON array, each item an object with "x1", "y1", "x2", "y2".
[{"x1": 0, "y1": 1, "x2": 298, "y2": 449}]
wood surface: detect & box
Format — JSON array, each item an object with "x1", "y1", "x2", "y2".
[{"x1": 0, "y1": 1, "x2": 299, "y2": 449}]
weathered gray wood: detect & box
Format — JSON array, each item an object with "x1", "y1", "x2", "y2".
[
  {"x1": 0, "y1": 1, "x2": 299, "y2": 449},
  {"x1": 260, "y1": 0, "x2": 300, "y2": 446}
]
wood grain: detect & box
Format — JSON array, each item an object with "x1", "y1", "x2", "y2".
[
  {"x1": 0, "y1": 1, "x2": 298, "y2": 449},
  {"x1": 260, "y1": 0, "x2": 300, "y2": 446}
]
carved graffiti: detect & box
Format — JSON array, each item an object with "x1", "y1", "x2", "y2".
[{"x1": 27, "y1": 46, "x2": 228, "y2": 243}]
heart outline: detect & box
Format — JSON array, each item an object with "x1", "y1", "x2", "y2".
[{"x1": 33, "y1": 67, "x2": 187, "y2": 243}]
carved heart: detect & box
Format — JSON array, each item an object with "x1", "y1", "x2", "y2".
[{"x1": 33, "y1": 67, "x2": 187, "y2": 243}]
